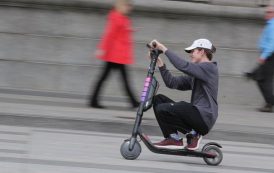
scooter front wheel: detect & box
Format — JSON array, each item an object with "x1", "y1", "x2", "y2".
[
  {"x1": 202, "y1": 145, "x2": 223, "y2": 166},
  {"x1": 120, "y1": 139, "x2": 141, "y2": 160}
]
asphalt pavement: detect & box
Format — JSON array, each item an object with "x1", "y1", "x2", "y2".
[{"x1": 0, "y1": 90, "x2": 273, "y2": 172}]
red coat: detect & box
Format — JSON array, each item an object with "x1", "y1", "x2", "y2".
[{"x1": 97, "y1": 9, "x2": 134, "y2": 64}]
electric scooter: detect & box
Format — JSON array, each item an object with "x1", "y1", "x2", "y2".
[{"x1": 120, "y1": 42, "x2": 223, "y2": 166}]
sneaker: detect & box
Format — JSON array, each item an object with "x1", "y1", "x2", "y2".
[
  {"x1": 186, "y1": 135, "x2": 202, "y2": 151},
  {"x1": 154, "y1": 138, "x2": 183, "y2": 149}
]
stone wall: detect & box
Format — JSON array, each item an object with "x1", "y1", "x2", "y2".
[{"x1": 0, "y1": 0, "x2": 268, "y2": 105}]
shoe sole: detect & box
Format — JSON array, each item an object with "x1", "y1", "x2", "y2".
[
  {"x1": 186, "y1": 136, "x2": 202, "y2": 151},
  {"x1": 154, "y1": 145, "x2": 184, "y2": 150}
]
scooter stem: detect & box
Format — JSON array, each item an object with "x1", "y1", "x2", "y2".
[{"x1": 129, "y1": 137, "x2": 136, "y2": 151}]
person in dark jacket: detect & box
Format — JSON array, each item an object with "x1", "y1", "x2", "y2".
[
  {"x1": 90, "y1": 0, "x2": 139, "y2": 109},
  {"x1": 150, "y1": 39, "x2": 218, "y2": 150}
]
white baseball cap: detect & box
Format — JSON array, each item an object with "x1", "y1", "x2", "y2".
[{"x1": 185, "y1": 39, "x2": 213, "y2": 53}]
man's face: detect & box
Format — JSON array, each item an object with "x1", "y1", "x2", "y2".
[
  {"x1": 190, "y1": 49, "x2": 203, "y2": 63},
  {"x1": 265, "y1": 6, "x2": 274, "y2": 20}
]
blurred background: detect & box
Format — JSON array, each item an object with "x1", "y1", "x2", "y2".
[
  {"x1": 0, "y1": 0, "x2": 271, "y2": 106},
  {"x1": 0, "y1": 0, "x2": 274, "y2": 173}
]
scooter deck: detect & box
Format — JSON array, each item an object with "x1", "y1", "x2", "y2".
[{"x1": 139, "y1": 133, "x2": 216, "y2": 158}]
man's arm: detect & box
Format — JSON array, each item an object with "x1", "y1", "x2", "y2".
[
  {"x1": 165, "y1": 50, "x2": 209, "y2": 81},
  {"x1": 159, "y1": 64, "x2": 192, "y2": 91},
  {"x1": 259, "y1": 22, "x2": 274, "y2": 61}
]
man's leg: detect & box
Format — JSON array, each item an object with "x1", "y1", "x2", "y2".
[
  {"x1": 157, "y1": 101, "x2": 208, "y2": 135},
  {"x1": 153, "y1": 94, "x2": 177, "y2": 138},
  {"x1": 258, "y1": 80, "x2": 269, "y2": 104},
  {"x1": 152, "y1": 94, "x2": 185, "y2": 149},
  {"x1": 154, "y1": 99, "x2": 208, "y2": 150},
  {"x1": 257, "y1": 55, "x2": 274, "y2": 111},
  {"x1": 258, "y1": 77, "x2": 274, "y2": 105},
  {"x1": 264, "y1": 55, "x2": 274, "y2": 105}
]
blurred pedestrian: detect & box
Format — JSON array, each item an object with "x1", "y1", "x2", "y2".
[
  {"x1": 90, "y1": 0, "x2": 139, "y2": 109},
  {"x1": 246, "y1": 5, "x2": 274, "y2": 112}
]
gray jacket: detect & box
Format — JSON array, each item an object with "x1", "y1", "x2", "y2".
[{"x1": 159, "y1": 50, "x2": 219, "y2": 130}]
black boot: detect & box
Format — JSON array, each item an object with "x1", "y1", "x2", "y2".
[
  {"x1": 258, "y1": 104, "x2": 273, "y2": 113},
  {"x1": 89, "y1": 98, "x2": 105, "y2": 109}
]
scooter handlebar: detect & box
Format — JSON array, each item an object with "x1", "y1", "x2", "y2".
[
  {"x1": 146, "y1": 42, "x2": 163, "y2": 54},
  {"x1": 146, "y1": 42, "x2": 157, "y2": 49}
]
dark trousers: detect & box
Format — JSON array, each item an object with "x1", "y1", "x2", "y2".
[
  {"x1": 153, "y1": 94, "x2": 209, "y2": 138},
  {"x1": 91, "y1": 62, "x2": 138, "y2": 106},
  {"x1": 257, "y1": 54, "x2": 274, "y2": 105}
]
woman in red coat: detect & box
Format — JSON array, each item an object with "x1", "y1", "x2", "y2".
[{"x1": 90, "y1": 0, "x2": 139, "y2": 109}]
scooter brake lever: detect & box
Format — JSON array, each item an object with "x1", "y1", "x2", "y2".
[{"x1": 146, "y1": 44, "x2": 152, "y2": 49}]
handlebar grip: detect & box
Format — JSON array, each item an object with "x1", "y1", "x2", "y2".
[
  {"x1": 146, "y1": 42, "x2": 157, "y2": 49},
  {"x1": 146, "y1": 42, "x2": 163, "y2": 54},
  {"x1": 146, "y1": 44, "x2": 152, "y2": 49},
  {"x1": 152, "y1": 42, "x2": 157, "y2": 48}
]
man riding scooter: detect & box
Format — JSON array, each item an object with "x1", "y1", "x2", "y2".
[{"x1": 150, "y1": 39, "x2": 218, "y2": 150}]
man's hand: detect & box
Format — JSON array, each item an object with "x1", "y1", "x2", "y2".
[
  {"x1": 257, "y1": 58, "x2": 266, "y2": 64},
  {"x1": 147, "y1": 52, "x2": 165, "y2": 67},
  {"x1": 157, "y1": 57, "x2": 164, "y2": 67},
  {"x1": 149, "y1": 40, "x2": 168, "y2": 53}
]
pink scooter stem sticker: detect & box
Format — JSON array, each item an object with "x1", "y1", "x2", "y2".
[{"x1": 141, "y1": 77, "x2": 151, "y2": 101}]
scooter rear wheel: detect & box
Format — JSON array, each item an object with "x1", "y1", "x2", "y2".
[
  {"x1": 202, "y1": 145, "x2": 223, "y2": 166},
  {"x1": 120, "y1": 139, "x2": 141, "y2": 160}
]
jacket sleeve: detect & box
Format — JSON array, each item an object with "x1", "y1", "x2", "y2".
[
  {"x1": 165, "y1": 50, "x2": 210, "y2": 82},
  {"x1": 260, "y1": 22, "x2": 274, "y2": 60},
  {"x1": 159, "y1": 64, "x2": 192, "y2": 91},
  {"x1": 98, "y1": 12, "x2": 120, "y2": 52}
]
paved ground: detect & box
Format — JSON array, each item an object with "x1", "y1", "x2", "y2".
[
  {"x1": 0, "y1": 91, "x2": 273, "y2": 143},
  {"x1": 0, "y1": 91, "x2": 273, "y2": 172},
  {"x1": 0, "y1": 126, "x2": 274, "y2": 173}
]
